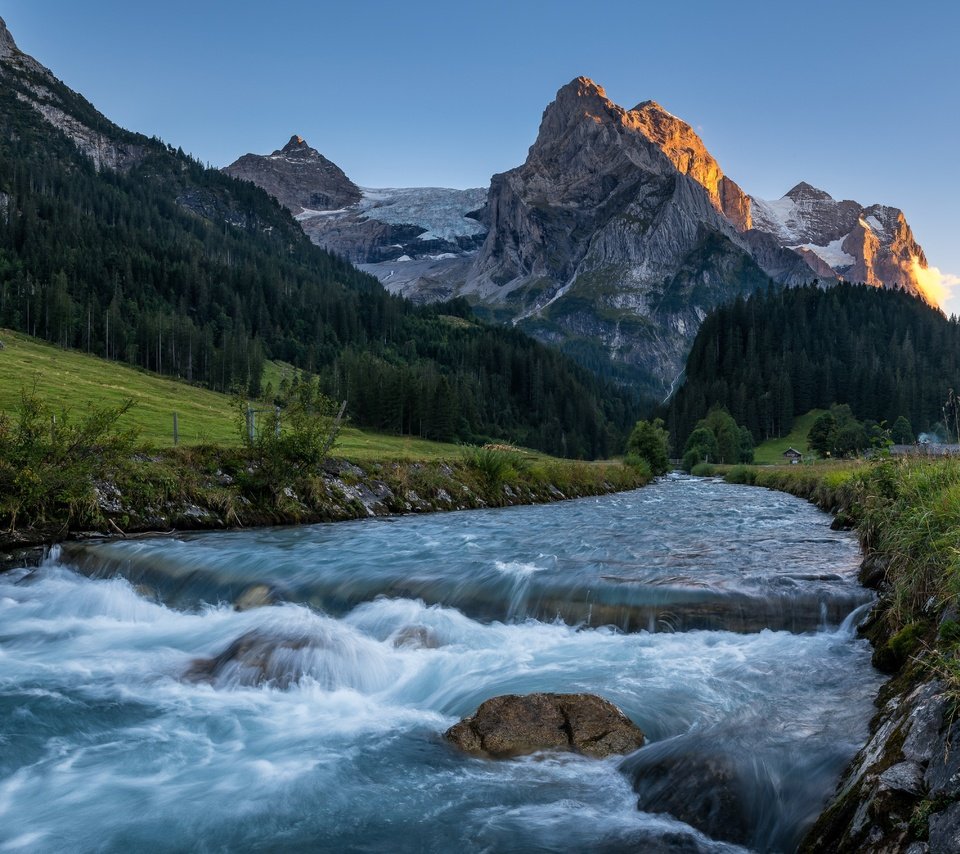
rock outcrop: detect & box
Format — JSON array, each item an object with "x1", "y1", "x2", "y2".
[
  {"x1": 0, "y1": 16, "x2": 145, "y2": 172},
  {"x1": 444, "y1": 692, "x2": 645, "y2": 759},
  {"x1": 800, "y1": 678, "x2": 960, "y2": 853},
  {"x1": 224, "y1": 135, "x2": 361, "y2": 213},
  {"x1": 751, "y1": 182, "x2": 928, "y2": 293}
]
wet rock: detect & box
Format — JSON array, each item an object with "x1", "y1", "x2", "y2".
[
  {"x1": 186, "y1": 630, "x2": 311, "y2": 688},
  {"x1": 392, "y1": 625, "x2": 440, "y2": 649},
  {"x1": 445, "y1": 692, "x2": 644, "y2": 759},
  {"x1": 903, "y1": 689, "x2": 948, "y2": 764},
  {"x1": 234, "y1": 584, "x2": 275, "y2": 611},
  {"x1": 925, "y1": 719, "x2": 960, "y2": 798},
  {"x1": 929, "y1": 802, "x2": 960, "y2": 854},
  {"x1": 878, "y1": 761, "x2": 925, "y2": 797},
  {"x1": 872, "y1": 760, "x2": 926, "y2": 824},
  {"x1": 859, "y1": 553, "x2": 890, "y2": 589},
  {"x1": 623, "y1": 742, "x2": 776, "y2": 847},
  {"x1": 801, "y1": 679, "x2": 957, "y2": 852}
]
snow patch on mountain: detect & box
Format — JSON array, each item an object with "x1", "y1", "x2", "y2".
[
  {"x1": 752, "y1": 194, "x2": 810, "y2": 243},
  {"x1": 355, "y1": 187, "x2": 487, "y2": 241},
  {"x1": 791, "y1": 238, "x2": 855, "y2": 270}
]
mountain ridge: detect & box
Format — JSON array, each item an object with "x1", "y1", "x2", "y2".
[{"x1": 224, "y1": 76, "x2": 933, "y2": 393}]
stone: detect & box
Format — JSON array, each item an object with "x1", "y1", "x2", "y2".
[
  {"x1": 392, "y1": 625, "x2": 440, "y2": 649},
  {"x1": 878, "y1": 761, "x2": 925, "y2": 797},
  {"x1": 929, "y1": 802, "x2": 960, "y2": 854},
  {"x1": 925, "y1": 719, "x2": 960, "y2": 798},
  {"x1": 234, "y1": 584, "x2": 275, "y2": 611},
  {"x1": 623, "y1": 742, "x2": 776, "y2": 848},
  {"x1": 445, "y1": 692, "x2": 644, "y2": 759}
]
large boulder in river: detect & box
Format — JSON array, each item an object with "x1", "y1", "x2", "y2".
[
  {"x1": 445, "y1": 692, "x2": 645, "y2": 759},
  {"x1": 621, "y1": 738, "x2": 782, "y2": 849}
]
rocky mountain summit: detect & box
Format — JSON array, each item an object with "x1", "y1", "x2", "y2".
[
  {"x1": 224, "y1": 135, "x2": 361, "y2": 213},
  {"x1": 750, "y1": 182, "x2": 927, "y2": 290},
  {"x1": 224, "y1": 137, "x2": 486, "y2": 285},
  {"x1": 232, "y1": 77, "x2": 931, "y2": 393}
]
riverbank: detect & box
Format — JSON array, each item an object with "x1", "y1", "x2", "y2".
[
  {"x1": 712, "y1": 460, "x2": 960, "y2": 852},
  {"x1": 0, "y1": 445, "x2": 649, "y2": 570}
]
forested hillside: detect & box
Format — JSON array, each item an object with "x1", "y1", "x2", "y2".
[
  {"x1": 0, "y1": 52, "x2": 639, "y2": 458},
  {"x1": 666, "y1": 283, "x2": 960, "y2": 446}
]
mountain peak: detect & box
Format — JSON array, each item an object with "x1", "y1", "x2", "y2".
[
  {"x1": 278, "y1": 134, "x2": 315, "y2": 156},
  {"x1": 556, "y1": 76, "x2": 608, "y2": 101},
  {"x1": 632, "y1": 99, "x2": 672, "y2": 117},
  {"x1": 785, "y1": 181, "x2": 833, "y2": 202},
  {"x1": 0, "y1": 16, "x2": 19, "y2": 58}
]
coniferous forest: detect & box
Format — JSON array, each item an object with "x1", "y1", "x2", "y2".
[
  {"x1": 0, "y1": 64, "x2": 639, "y2": 458},
  {"x1": 666, "y1": 282, "x2": 960, "y2": 447}
]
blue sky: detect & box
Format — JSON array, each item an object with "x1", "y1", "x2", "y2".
[{"x1": 5, "y1": 0, "x2": 959, "y2": 310}]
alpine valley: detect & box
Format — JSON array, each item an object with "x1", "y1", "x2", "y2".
[{"x1": 226, "y1": 77, "x2": 932, "y2": 396}]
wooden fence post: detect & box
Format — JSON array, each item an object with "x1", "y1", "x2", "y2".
[{"x1": 172, "y1": 411, "x2": 179, "y2": 446}]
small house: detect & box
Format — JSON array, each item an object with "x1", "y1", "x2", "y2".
[{"x1": 783, "y1": 448, "x2": 803, "y2": 464}]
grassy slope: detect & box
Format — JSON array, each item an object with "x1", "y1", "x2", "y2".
[
  {"x1": 0, "y1": 328, "x2": 474, "y2": 461},
  {"x1": 752, "y1": 409, "x2": 825, "y2": 464}
]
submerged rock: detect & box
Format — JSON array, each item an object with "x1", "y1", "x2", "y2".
[
  {"x1": 623, "y1": 741, "x2": 776, "y2": 848},
  {"x1": 444, "y1": 692, "x2": 644, "y2": 759},
  {"x1": 234, "y1": 584, "x2": 275, "y2": 611},
  {"x1": 184, "y1": 626, "x2": 391, "y2": 692},
  {"x1": 392, "y1": 625, "x2": 441, "y2": 649}
]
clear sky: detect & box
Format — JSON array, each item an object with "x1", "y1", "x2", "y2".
[{"x1": 5, "y1": 0, "x2": 959, "y2": 310}]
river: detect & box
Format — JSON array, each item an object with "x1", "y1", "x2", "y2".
[{"x1": 0, "y1": 475, "x2": 882, "y2": 852}]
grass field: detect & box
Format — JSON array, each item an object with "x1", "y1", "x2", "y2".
[
  {"x1": 752, "y1": 409, "x2": 825, "y2": 465},
  {"x1": 0, "y1": 329, "x2": 484, "y2": 460}
]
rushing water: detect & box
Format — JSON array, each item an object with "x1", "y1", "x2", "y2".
[{"x1": 0, "y1": 476, "x2": 882, "y2": 853}]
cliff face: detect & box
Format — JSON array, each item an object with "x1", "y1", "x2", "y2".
[
  {"x1": 0, "y1": 16, "x2": 146, "y2": 173},
  {"x1": 463, "y1": 78, "x2": 812, "y2": 391}
]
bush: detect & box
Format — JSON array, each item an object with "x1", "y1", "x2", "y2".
[
  {"x1": 623, "y1": 454, "x2": 652, "y2": 479},
  {"x1": 725, "y1": 464, "x2": 756, "y2": 485},
  {"x1": 237, "y1": 395, "x2": 344, "y2": 498},
  {"x1": 461, "y1": 445, "x2": 525, "y2": 487},
  {"x1": 0, "y1": 386, "x2": 138, "y2": 529},
  {"x1": 690, "y1": 462, "x2": 716, "y2": 477},
  {"x1": 625, "y1": 418, "x2": 670, "y2": 475}
]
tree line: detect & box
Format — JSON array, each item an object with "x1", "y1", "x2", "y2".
[{"x1": 665, "y1": 283, "x2": 960, "y2": 450}]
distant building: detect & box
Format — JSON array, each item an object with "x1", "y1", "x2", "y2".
[{"x1": 783, "y1": 448, "x2": 803, "y2": 464}]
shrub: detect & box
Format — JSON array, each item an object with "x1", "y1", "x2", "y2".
[
  {"x1": 725, "y1": 465, "x2": 756, "y2": 485},
  {"x1": 0, "y1": 386, "x2": 138, "y2": 529},
  {"x1": 461, "y1": 445, "x2": 524, "y2": 487},
  {"x1": 690, "y1": 462, "x2": 716, "y2": 477},
  {"x1": 625, "y1": 418, "x2": 670, "y2": 475},
  {"x1": 236, "y1": 395, "x2": 344, "y2": 499}
]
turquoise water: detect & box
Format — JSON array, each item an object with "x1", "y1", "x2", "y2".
[{"x1": 0, "y1": 476, "x2": 882, "y2": 852}]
